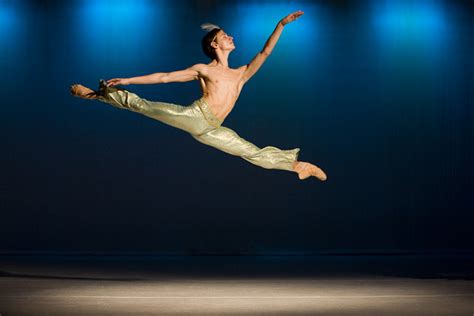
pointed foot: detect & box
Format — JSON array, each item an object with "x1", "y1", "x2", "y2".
[
  {"x1": 294, "y1": 161, "x2": 327, "y2": 181},
  {"x1": 70, "y1": 84, "x2": 99, "y2": 100}
]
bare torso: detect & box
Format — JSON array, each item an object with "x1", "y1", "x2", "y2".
[{"x1": 198, "y1": 62, "x2": 247, "y2": 121}]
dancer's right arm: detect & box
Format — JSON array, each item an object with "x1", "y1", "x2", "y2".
[{"x1": 107, "y1": 64, "x2": 205, "y2": 86}]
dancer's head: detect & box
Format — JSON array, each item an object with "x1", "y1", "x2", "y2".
[{"x1": 201, "y1": 25, "x2": 235, "y2": 60}]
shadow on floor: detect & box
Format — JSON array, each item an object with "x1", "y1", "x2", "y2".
[{"x1": 0, "y1": 270, "x2": 143, "y2": 281}]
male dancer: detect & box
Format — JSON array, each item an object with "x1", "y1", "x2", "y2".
[{"x1": 70, "y1": 10, "x2": 327, "y2": 181}]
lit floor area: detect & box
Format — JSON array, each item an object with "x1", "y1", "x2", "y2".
[{"x1": 0, "y1": 254, "x2": 473, "y2": 315}]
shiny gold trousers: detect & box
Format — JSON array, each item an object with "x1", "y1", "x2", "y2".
[{"x1": 95, "y1": 83, "x2": 300, "y2": 172}]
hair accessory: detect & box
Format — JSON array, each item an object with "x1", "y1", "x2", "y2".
[{"x1": 200, "y1": 23, "x2": 221, "y2": 32}]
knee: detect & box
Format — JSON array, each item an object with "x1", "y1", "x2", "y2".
[
  {"x1": 104, "y1": 89, "x2": 148, "y2": 112},
  {"x1": 122, "y1": 92, "x2": 149, "y2": 112}
]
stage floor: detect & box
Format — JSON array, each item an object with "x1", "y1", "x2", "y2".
[{"x1": 0, "y1": 254, "x2": 473, "y2": 315}]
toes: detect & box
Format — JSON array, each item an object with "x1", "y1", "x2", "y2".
[
  {"x1": 70, "y1": 85, "x2": 77, "y2": 94},
  {"x1": 314, "y1": 169, "x2": 327, "y2": 181}
]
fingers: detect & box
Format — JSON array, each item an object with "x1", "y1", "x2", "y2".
[
  {"x1": 294, "y1": 11, "x2": 304, "y2": 18},
  {"x1": 284, "y1": 10, "x2": 304, "y2": 23},
  {"x1": 106, "y1": 78, "x2": 119, "y2": 87},
  {"x1": 290, "y1": 10, "x2": 303, "y2": 15}
]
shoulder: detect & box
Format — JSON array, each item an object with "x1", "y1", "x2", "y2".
[
  {"x1": 236, "y1": 65, "x2": 248, "y2": 79},
  {"x1": 191, "y1": 63, "x2": 209, "y2": 76},
  {"x1": 190, "y1": 63, "x2": 206, "y2": 71},
  {"x1": 236, "y1": 65, "x2": 247, "y2": 72},
  {"x1": 233, "y1": 65, "x2": 247, "y2": 76}
]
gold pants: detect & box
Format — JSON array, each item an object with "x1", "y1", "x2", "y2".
[{"x1": 95, "y1": 81, "x2": 300, "y2": 172}]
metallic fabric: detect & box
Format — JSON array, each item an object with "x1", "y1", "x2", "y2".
[{"x1": 95, "y1": 81, "x2": 299, "y2": 172}]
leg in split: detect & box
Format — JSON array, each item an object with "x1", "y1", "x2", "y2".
[
  {"x1": 70, "y1": 81, "x2": 211, "y2": 135},
  {"x1": 191, "y1": 126, "x2": 327, "y2": 180},
  {"x1": 191, "y1": 125, "x2": 300, "y2": 172}
]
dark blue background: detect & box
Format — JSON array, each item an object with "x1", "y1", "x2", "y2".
[{"x1": 1, "y1": 0, "x2": 472, "y2": 254}]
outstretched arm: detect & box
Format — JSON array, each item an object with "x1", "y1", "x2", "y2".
[
  {"x1": 242, "y1": 10, "x2": 304, "y2": 84},
  {"x1": 106, "y1": 63, "x2": 205, "y2": 87}
]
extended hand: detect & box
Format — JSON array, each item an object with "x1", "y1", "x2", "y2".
[
  {"x1": 280, "y1": 10, "x2": 304, "y2": 26},
  {"x1": 106, "y1": 78, "x2": 130, "y2": 87}
]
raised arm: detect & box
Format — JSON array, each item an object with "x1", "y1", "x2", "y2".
[
  {"x1": 106, "y1": 63, "x2": 205, "y2": 87},
  {"x1": 242, "y1": 10, "x2": 304, "y2": 84}
]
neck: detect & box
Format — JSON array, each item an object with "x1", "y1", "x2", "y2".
[{"x1": 214, "y1": 50, "x2": 230, "y2": 68}]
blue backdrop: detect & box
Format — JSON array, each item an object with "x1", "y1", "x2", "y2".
[{"x1": 1, "y1": 0, "x2": 473, "y2": 254}]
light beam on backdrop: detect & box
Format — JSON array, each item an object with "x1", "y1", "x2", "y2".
[
  {"x1": 0, "y1": 1, "x2": 25, "y2": 52},
  {"x1": 0, "y1": 0, "x2": 30, "y2": 99},
  {"x1": 72, "y1": 0, "x2": 164, "y2": 67},
  {"x1": 371, "y1": 0, "x2": 451, "y2": 59}
]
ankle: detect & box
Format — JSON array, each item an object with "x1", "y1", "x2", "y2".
[{"x1": 292, "y1": 161, "x2": 299, "y2": 171}]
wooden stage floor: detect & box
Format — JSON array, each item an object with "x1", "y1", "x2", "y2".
[{"x1": 0, "y1": 254, "x2": 473, "y2": 315}]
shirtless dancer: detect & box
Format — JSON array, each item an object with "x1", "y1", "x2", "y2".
[{"x1": 70, "y1": 10, "x2": 327, "y2": 181}]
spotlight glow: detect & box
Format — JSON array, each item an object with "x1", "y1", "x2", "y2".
[
  {"x1": 0, "y1": 2, "x2": 20, "y2": 44},
  {"x1": 371, "y1": 0, "x2": 450, "y2": 51},
  {"x1": 72, "y1": 0, "x2": 159, "y2": 63}
]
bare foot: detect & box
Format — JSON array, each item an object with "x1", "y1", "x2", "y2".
[
  {"x1": 293, "y1": 161, "x2": 327, "y2": 181},
  {"x1": 70, "y1": 84, "x2": 99, "y2": 100}
]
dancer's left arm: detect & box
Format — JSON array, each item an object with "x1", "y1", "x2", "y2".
[{"x1": 242, "y1": 10, "x2": 304, "y2": 84}]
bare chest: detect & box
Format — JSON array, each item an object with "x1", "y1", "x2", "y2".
[
  {"x1": 200, "y1": 67, "x2": 244, "y2": 93},
  {"x1": 198, "y1": 66, "x2": 245, "y2": 119}
]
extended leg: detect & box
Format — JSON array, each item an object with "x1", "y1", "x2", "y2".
[
  {"x1": 70, "y1": 81, "x2": 210, "y2": 135},
  {"x1": 70, "y1": 81, "x2": 155, "y2": 112},
  {"x1": 192, "y1": 126, "x2": 327, "y2": 180}
]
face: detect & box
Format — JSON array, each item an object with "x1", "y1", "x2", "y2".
[{"x1": 213, "y1": 30, "x2": 235, "y2": 51}]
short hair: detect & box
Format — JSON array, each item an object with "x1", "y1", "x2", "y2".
[{"x1": 201, "y1": 28, "x2": 221, "y2": 60}]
